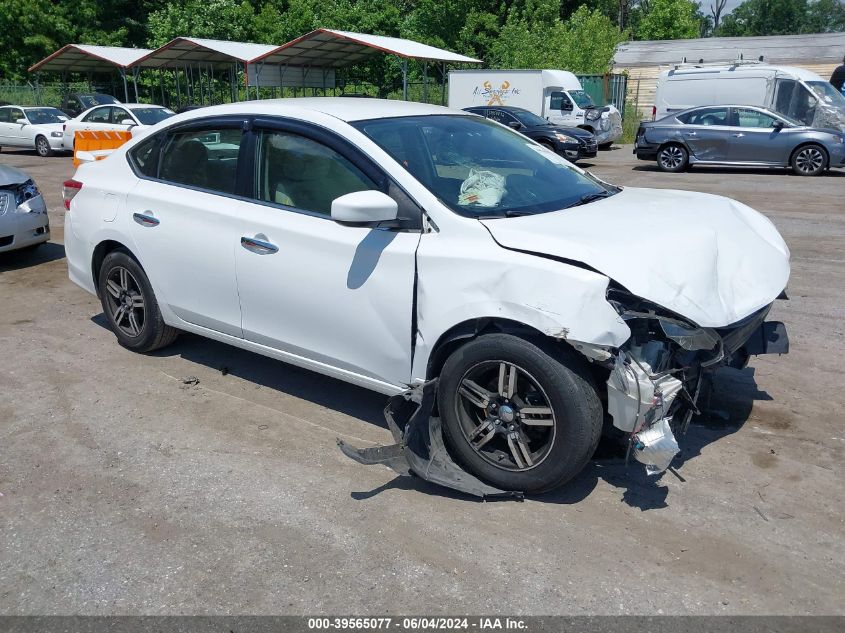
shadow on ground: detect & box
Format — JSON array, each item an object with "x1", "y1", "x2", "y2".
[
  {"x1": 0, "y1": 242, "x2": 65, "y2": 272},
  {"x1": 632, "y1": 164, "x2": 844, "y2": 177},
  {"x1": 90, "y1": 317, "x2": 770, "y2": 509}
]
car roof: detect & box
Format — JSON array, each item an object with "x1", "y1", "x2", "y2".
[{"x1": 166, "y1": 98, "x2": 463, "y2": 123}]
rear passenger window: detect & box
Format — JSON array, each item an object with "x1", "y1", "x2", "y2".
[
  {"x1": 679, "y1": 108, "x2": 729, "y2": 126},
  {"x1": 158, "y1": 127, "x2": 243, "y2": 195},
  {"x1": 255, "y1": 129, "x2": 375, "y2": 216}
]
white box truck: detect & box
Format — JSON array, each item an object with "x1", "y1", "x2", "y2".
[
  {"x1": 653, "y1": 62, "x2": 845, "y2": 131},
  {"x1": 448, "y1": 69, "x2": 623, "y2": 146}
]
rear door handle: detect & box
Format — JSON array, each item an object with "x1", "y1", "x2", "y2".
[
  {"x1": 241, "y1": 236, "x2": 278, "y2": 254},
  {"x1": 731, "y1": 133, "x2": 745, "y2": 137},
  {"x1": 684, "y1": 131, "x2": 697, "y2": 136},
  {"x1": 133, "y1": 212, "x2": 159, "y2": 227}
]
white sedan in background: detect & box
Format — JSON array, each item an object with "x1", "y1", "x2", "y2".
[
  {"x1": 63, "y1": 103, "x2": 175, "y2": 150},
  {"x1": 63, "y1": 99, "x2": 790, "y2": 493},
  {"x1": 0, "y1": 105, "x2": 68, "y2": 157}
]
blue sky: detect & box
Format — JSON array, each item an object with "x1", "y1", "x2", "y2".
[{"x1": 702, "y1": 0, "x2": 743, "y2": 15}]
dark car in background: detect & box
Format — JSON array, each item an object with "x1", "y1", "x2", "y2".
[
  {"x1": 635, "y1": 104, "x2": 845, "y2": 176},
  {"x1": 60, "y1": 93, "x2": 120, "y2": 118},
  {"x1": 463, "y1": 106, "x2": 597, "y2": 163}
]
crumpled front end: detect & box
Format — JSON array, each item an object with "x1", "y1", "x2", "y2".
[
  {"x1": 0, "y1": 179, "x2": 50, "y2": 253},
  {"x1": 591, "y1": 290, "x2": 789, "y2": 475}
]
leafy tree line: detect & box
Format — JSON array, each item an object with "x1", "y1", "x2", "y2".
[{"x1": 0, "y1": 0, "x2": 842, "y2": 82}]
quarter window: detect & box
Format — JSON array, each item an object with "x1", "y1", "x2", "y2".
[
  {"x1": 128, "y1": 134, "x2": 163, "y2": 178},
  {"x1": 158, "y1": 127, "x2": 243, "y2": 194},
  {"x1": 254, "y1": 129, "x2": 375, "y2": 216}
]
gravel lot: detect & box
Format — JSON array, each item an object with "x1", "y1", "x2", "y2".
[{"x1": 1, "y1": 143, "x2": 843, "y2": 615}]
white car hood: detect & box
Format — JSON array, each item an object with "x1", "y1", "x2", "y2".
[{"x1": 480, "y1": 187, "x2": 790, "y2": 327}]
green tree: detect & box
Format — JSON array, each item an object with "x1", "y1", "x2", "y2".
[
  {"x1": 635, "y1": 0, "x2": 702, "y2": 39},
  {"x1": 489, "y1": 6, "x2": 626, "y2": 73},
  {"x1": 804, "y1": 0, "x2": 845, "y2": 32},
  {"x1": 717, "y1": 0, "x2": 809, "y2": 35},
  {"x1": 147, "y1": 0, "x2": 257, "y2": 46}
]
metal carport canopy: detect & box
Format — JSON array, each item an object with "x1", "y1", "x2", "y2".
[
  {"x1": 134, "y1": 37, "x2": 277, "y2": 69},
  {"x1": 254, "y1": 29, "x2": 483, "y2": 67},
  {"x1": 252, "y1": 29, "x2": 481, "y2": 100},
  {"x1": 28, "y1": 44, "x2": 153, "y2": 102},
  {"x1": 28, "y1": 44, "x2": 152, "y2": 73}
]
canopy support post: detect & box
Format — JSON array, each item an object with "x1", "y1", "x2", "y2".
[
  {"x1": 132, "y1": 66, "x2": 139, "y2": 102},
  {"x1": 121, "y1": 68, "x2": 129, "y2": 103},
  {"x1": 402, "y1": 58, "x2": 408, "y2": 101},
  {"x1": 175, "y1": 68, "x2": 182, "y2": 109},
  {"x1": 423, "y1": 61, "x2": 428, "y2": 103},
  {"x1": 441, "y1": 63, "x2": 446, "y2": 105}
]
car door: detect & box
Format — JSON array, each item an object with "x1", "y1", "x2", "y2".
[
  {"x1": 727, "y1": 107, "x2": 788, "y2": 163},
  {"x1": 125, "y1": 119, "x2": 250, "y2": 338},
  {"x1": 6, "y1": 108, "x2": 28, "y2": 146},
  {"x1": 0, "y1": 107, "x2": 13, "y2": 143},
  {"x1": 234, "y1": 120, "x2": 421, "y2": 386},
  {"x1": 677, "y1": 107, "x2": 732, "y2": 161}
]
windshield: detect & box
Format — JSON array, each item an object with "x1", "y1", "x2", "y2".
[
  {"x1": 25, "y1": 107, "x2": 66, "y2": 124},
  {"x1": 569, "y1": 90, "x2": 595, "y2": 109},
  {"x1": 79, "y1": 94, "x2": 119, "y2": 108},
  {"x1": 807, "y1": 81, "x2": 845, "y2": 108},
  {"x1": 353, "y1": 115, "x2": 615, "y2": 218},
  {"x1": 511, "y1": 109, "x2": 549, "y2": 127},
  {"x1": 129, "y1": 107, "x2": 175, "y2": 125}
]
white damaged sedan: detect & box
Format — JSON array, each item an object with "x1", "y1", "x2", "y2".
[{"x1": 63, "y1": 99, "x2": 789, "y2": 492}]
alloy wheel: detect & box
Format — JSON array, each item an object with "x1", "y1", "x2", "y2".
[
  {"x1": 104, "y1": 266, "x2": 146, "y2": 337},
  {"x1": 455, "y1": 361, "x2": 557, "y2": 471},
  {"x1": 36, "y1": 137, "x2": 50, "y2": 157},
  {"x1": 795, "y1": 147, "x2": 824, "y2": 174},
  {"x1": 659, "y1": 146, "x2": 684, "y2": 170}
]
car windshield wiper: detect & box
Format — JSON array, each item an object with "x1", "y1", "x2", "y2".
[{"x1": 565, "y1": 190, "x2": 613, "y2": 208}]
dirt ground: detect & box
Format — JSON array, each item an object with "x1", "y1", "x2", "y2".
[{"x1": 0, "y1": 143, "x2": 843, "y2": 615}]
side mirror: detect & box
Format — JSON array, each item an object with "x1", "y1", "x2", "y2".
[
  {"x1": 16, "y1": 118, "x2": 27, "y2": 125},
  {"x1": 507, "y1": 121, "x2": 522, "y2": 129},
  {"x1": 58, "y1": 115, "x2": 68, "y2": 122},
  {"x1": 772, "y1": 120, "x2": 785, "y2": 129},
  {"x1": 120, "y1": 118, "x2": 136, "y2": 127},
  {"x1": 331, "y1": 190, "x2": 398, "y2": 226}
]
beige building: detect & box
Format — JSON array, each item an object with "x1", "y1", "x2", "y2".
[{"x1": 614, "y1": 32, "x2": 845, "y2": 117}]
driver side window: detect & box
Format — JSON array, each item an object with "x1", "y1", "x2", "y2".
[
  {"x1": 735, "y1": 108, "x2": 777, "y2": 128},
  {"x1": 550, "y1": 92, "x2": 572, "y2": 111}
]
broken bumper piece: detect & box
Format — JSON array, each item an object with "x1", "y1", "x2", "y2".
[
  {"x1": 632, "y1": 417, "x2": 680, "y2": 475},
  {"x1": 338, "y1": 380, "x2": 524, "y2": 501}
]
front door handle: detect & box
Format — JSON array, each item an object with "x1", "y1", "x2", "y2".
[
  {"x1": 241, "y1": 236, "x2": 278, "y2": 254},
  {"x1": 133, "y1": 212, "x2": 159, "y2": 227},
  {"x1": 731, "y1": 133, "x2": 745, "y2": 137},
  {"x1": 684, "y1": 131, "x2": 697, "y2": 136}
]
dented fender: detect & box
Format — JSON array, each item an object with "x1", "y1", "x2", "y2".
[{"x1": 411, "y1": 222, "x2": 630, "y2": 381}]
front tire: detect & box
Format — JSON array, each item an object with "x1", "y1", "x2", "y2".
[
  {"x1": 657, "y1": 143, "x2": 688, "y2": 172},
  {"x1": 98, "y1": 249, "x2": 178, "y2": 352},
  {"x1": 35, "y1": 135, "x2": 52, "y2": 157},
  {"x1": 791, "y1": 144, "x2": 827, "y2": 176},
  {"x1": 437, "y1": 334, "x2": 602, "y2": 493}
]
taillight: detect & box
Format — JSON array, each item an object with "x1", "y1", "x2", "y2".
[
  {"x1": 62, "y1": 179, "x2": 82, "y2": 210},
  {"x1": 652, "y1": 106, "x2": 657, "y2": 121}
]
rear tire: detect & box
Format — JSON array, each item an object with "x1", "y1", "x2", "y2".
[
  {"x1": 657, "y1": 143, "x2": 688, "y2": 172},
  {"x1": 98, "y1": 249, "x2": 178, "y2": 352},
  {"x1": 437, "y1": 334, "x2": 602, "y2": 493},
  {"x1": 791, "y1": 144, "x2": 827, "y2": 176},
  {"x1": 35, "y1": 135, "x2": 52, "y2": 157}
]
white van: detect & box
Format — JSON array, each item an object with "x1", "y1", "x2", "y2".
[
  {"x1": 654, "y1": 62, "x2": 845, "y2": 131},
  {"x1": 449, "y1": 69, "x2": 623, "y2": 146}
]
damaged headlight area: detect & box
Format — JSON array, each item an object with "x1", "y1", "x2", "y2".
[
  {"x1": 602, "y1": 288, "x2": 788, "y2": 475},
  {"x1": 0, "y1": 180, "x2": 45, "y2": 215}
]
